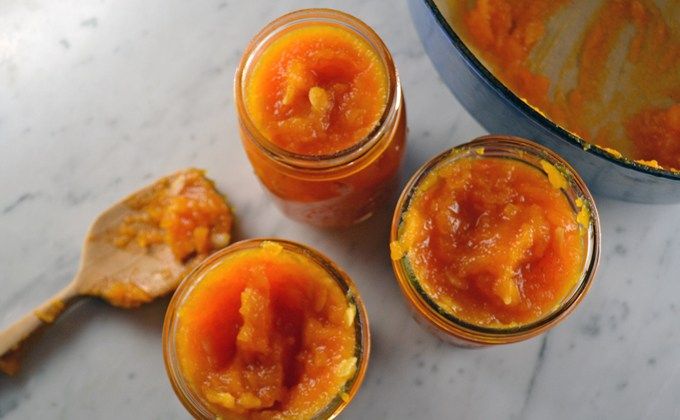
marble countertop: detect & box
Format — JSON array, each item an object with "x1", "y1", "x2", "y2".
[{"x1": 2, "y1": 0, "x2": 680, "y2": 419}]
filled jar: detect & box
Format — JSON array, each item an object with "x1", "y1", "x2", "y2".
[
  {"x1": 235, "y1": 8, "x2": 406, "y2": 228},
  {"x1": 163, "y1": 239, "x2": 370, "y2": 419},
  {"x1": 390, "y1": 136, "x2": 600, "y2": 345}
]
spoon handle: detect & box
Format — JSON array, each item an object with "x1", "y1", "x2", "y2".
[{"x1": 0, "y1": 282, "x2": 80, "y2": 375}]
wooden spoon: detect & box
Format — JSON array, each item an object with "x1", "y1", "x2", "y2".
[{"x1": 0, "y1": 169, "x2": 233, "y2": 375}]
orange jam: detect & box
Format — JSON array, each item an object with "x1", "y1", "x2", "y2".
[
  {"x1": 237, "y1": 10, "x2": 406, "y2": 228},
  {"x1": 392, "y1": 154, "x2": 589, "y2": 327},
  {"x1": 454, "y1": 0, "x2": 680, "y2": 170},
  {"x1": 245, "y1": 24, "x2": 388, "y2": 156},
  {"x1": 173, "y1": 241, "x2": 360, "y2": 418},
  {"x1": 115, "y1": 169, "x2": 233, "y2": 261}
]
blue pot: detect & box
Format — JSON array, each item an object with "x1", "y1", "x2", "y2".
[{"x1": 408, "y1": 0, "x2": 680, "y2": 203}]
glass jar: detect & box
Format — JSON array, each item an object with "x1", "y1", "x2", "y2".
[
  {"x1": 234, "y1": 9, "x2": 406, "y2": 228},
  {"x1": 163, "y1": 238, "x2": 370, "y2": 419},
  {"x1": 390, "y1": 135, "x2": 601, "y2": 346}
]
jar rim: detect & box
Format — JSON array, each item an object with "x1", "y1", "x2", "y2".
[
  {"x1": 390, "y1": 135, "x2": 601, "y2": 344},
  {"x1": 234, "y1": 8, "x2": 401, "y2": 171},
  {"x1": 162, "y1": 238, "x2": 371, "y2": 419}
]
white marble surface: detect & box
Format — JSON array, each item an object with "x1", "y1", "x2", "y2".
[{"x1": 2, "y1": 0, "x2": 680, "y2": 419}]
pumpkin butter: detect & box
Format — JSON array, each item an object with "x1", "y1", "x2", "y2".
[
  {"x1": 173, "y1": 241, "x2": 360, "y2": 418},
  {"x1": 392, "y1": 153, "x2": 589, "y2": 327}
]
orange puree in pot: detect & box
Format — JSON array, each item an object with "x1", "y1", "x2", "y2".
[
  {"x1": 456, "y1": 0, "x2": 680, "y2": 170},
  {"x1": 462, "y1": 0, "x2": 566, "y2": 112},
  {"x1": 393, "y1": 157, "x2": 587, "y2": 326},
  {"x1": 245, "y1": 24, "x2": 388, "y2": 156},
  {"x1": 176, "y1": 241, "x2": 357, "y2": 418},
  {"x1": 627, "y1": 104, "x2": 680, "y2": 169}
]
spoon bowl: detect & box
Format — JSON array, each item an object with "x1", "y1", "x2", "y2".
[{"x1": 0, "y1": 169, "x2": 233, "y2": 375}]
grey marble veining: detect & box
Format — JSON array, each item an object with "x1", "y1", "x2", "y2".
[{"x1": 2, "y1": 0, "x2": 680, "y2": 419}]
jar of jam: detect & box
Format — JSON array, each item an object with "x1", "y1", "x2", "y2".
[
  {"x1": 390, "y1": 136, "x2": 600, "y2": 345},
  {"x1": 235, "y1": 9, "x2": 406, "y2": 228},
  {"x1": 163, "y1": 238, "x2": 370, "y2": 418}
]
